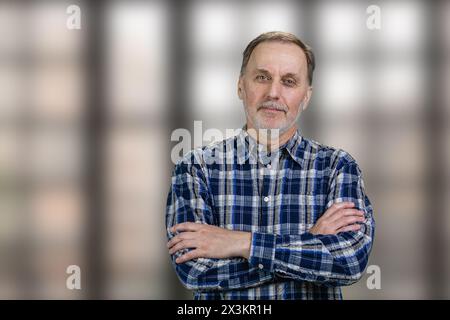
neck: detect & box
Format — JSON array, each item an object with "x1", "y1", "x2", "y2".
[{"x1": 246, "y1": 125, "x2": 297, "y2": 151}]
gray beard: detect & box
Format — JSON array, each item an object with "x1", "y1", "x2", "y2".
[{"x1": 244, "y1": 101, "x2": 304, "y2": 135}]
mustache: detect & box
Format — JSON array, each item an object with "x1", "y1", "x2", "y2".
[{"x1": 257, "y1": 101, "x2": 288, "y2": 113}]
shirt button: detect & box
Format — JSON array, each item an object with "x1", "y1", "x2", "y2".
[
  {"x1": 263, "y1": 196, "x2": 269, "y2": 202},
  {"x1": 258, "y1": 264, "x2": 264, "y2": 270}
]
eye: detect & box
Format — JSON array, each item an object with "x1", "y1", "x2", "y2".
[
  {"x1": 283, "y1": 78, "x2": 297, "y2": 87},
  {"x1": 256, "y1": 74, "x2": 270, "y2": 81}
]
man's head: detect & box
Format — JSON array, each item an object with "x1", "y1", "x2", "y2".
[{"x1": 238, "y1": 31, "x2": 315, "y2": 139}]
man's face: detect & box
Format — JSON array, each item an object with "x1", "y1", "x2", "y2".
[{"x1": 238, "y1": 41, "x2": 312, "y2": 135}]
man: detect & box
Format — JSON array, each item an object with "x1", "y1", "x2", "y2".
[{"x1": 166, "y1": 31, "x2": 375, "y2": 300}]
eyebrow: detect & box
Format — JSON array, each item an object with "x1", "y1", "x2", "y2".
[
  {"x1": 283, "y1": 72, "x2": 300, "y2": 79},
  {"x1": 255, "y1": 68, "x2": 271, "y2": 75}
]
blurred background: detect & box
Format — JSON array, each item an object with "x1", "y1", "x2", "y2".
[{"x1": 0, "y1": 0, "x2": 449, "y2": 299}]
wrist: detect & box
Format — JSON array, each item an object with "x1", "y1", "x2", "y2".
[{"x1": 234, "y1": 231, "x2": 252, "y2": 259}]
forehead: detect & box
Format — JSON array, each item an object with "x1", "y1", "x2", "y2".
[{"x1": 247, "y1": 41, "x2": 307, "y2": 75}]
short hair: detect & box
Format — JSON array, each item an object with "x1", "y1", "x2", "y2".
[{"x1": 240, "y1": 31, "x2": 315, "y2": 85}]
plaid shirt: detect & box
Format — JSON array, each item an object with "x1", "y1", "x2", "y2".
[{"x1": 166, "y1": 128, "x2": 375, "y2": 300}]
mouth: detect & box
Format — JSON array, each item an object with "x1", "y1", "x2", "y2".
[{"x1": 259, "y1": 107, "x2": 286, "y2": 114}]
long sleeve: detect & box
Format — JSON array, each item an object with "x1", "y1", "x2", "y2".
[
  {"x1": 248, "y1": 159, "x2": 375, "y2": 287},
  {"x1": 165, "y1": 153, "x2": 274, "y2": 291}
]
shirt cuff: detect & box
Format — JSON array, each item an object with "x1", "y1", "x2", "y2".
[{"x1": 249, "y1": 231, "x2": 277, "y2": 272}]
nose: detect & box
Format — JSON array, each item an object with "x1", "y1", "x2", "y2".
[{"x1": 267, "y1": 80, "x2": 281, "y2": 100}]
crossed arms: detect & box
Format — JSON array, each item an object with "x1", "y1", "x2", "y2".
[{"x1": 165, "y1": 158, "x2": 375, "y2": 291}]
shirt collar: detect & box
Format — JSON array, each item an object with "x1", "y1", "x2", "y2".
[{"x1": 236, "y1": 126, "x2": 306, "y2": 167}]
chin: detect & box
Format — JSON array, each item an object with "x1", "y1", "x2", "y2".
[{"x1": 255, "y1": 119, "x2": 287, "y2": 131}]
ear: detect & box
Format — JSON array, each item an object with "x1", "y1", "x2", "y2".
[
  {"x1": 301, "y1": 86, "x2": 313, "y2": 111},
  {"x1": 237, "y1": 77, "x2": 244, "y2": 100}
]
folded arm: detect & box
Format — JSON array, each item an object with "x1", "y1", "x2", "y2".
[
  {"x1": 166, "y1": 155, "x2": 375, "y2": 289},
  {"x1": 248, "y1": 160, "x2": 375, "y2": 287},
  {"x1": 166, "y1": 156, "x2": 274, "y2": 291}
]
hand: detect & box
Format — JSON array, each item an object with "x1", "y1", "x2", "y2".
[
  {"x1": 167, "y1": 222, "x2": 252, "y2": 264},
  {"x1": 309, "y1": 202, "x2": 366, "y2": 235}
]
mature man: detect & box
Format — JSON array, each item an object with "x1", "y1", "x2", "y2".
[{"x1": 166, "y1": 31, "x2": 375, "y2": 299}]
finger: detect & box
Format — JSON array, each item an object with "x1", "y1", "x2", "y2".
[
  {"x1": 169, "y1": 240, "x2": 197, "y2": 255},
  {"x1": 334, "y1": 215, "x2": 366, "y2": 230},
  {"x1": 167, "y1": 235, "x2": 181, "y2": 249},
  {"x1": 167, "y1": 232, "x2": 196, "y2": 249},
  {"x1": 171, "y1": 222, "x2": 202, "y2": 233},
  {"x1": 167, "y1": 233, "x2": 184, "y2": 248},
  {"x1": 336, "y1": 224, "x2": 362, "y2": 233},
  {"x1": 176, "y1": 249, "x2": 202, "y2": 264},
  {"x1": 329, "y1": 209, "x2": 365, "y2": 223},
  {"x1": 323, "y1": 202, "x2": 355, "y2": 218}
]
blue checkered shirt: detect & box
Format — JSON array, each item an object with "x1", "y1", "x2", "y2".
[{"x1": 166, "y1": 129, "x2": 375, "y2": 300}]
